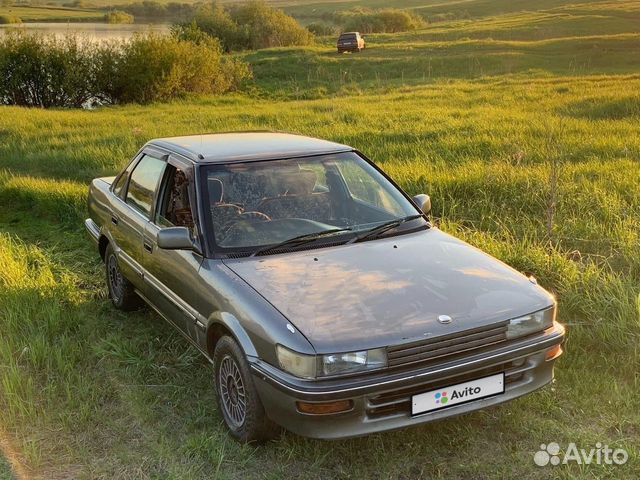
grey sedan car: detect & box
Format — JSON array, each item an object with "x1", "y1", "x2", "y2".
[{"x1": 85, "y1": 132, "x2": 565, "y2": 442}]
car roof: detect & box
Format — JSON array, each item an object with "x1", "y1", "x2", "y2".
[
  {"x1": 340, "y1": 32, "x2": 359, "y2": 35},
  {"x1": 148, "y1": 132, "x2": 353, "y2": 164}
]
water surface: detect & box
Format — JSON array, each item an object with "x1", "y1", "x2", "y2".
[{"x1": 0, "y1": 22, "x2": 169, "y2": 41}]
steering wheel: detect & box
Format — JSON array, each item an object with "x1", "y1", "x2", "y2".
[
  {"x1": 219, "y1": 211, "x2": 271, "y2": 241},
  {"x1": 239, "y1": 211, "x2": 271, "y2": 222}
]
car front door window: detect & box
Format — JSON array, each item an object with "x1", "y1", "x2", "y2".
[
  {"x1": 125, "y1": 154, "x2": 167, "y2": 218},
  {"x1": 156, "y1": 166, "x2": 195, "y2": 231}
]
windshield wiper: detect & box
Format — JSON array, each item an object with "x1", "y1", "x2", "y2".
[
  {"x1": 250, "y1": 228, "x2": 353, "y2": 257},
  {"x1": 347, "y1": 214, "x2": 425, "y2": 244}
]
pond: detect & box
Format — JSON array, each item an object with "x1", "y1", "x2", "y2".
[{"x1": 0, "y1": 22, "x2": 170, "y2": 41}]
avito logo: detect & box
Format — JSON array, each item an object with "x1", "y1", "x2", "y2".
[
  {"x1": 434, "y1": 391, "x2": 448, "y2": 404},
  {"x1": 435, "y1": 386, "x2": 482, "y2": 404}
]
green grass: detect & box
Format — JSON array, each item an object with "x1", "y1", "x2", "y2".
[
  {"x1": 274, "y1": 0, "x2": 607, "y2": 23},
  {"x1": 0, "y1": 0, "x2": 639, "y2": 478},
  {"x1": 0, "y1": 5, "x2": 103, "y2": 22},
  {"x1": 0, "y1": 455, "x2": 12, "y2": 480},
  {"x1": 239, "y1": 1, "x2": 640, "y2": 99}
]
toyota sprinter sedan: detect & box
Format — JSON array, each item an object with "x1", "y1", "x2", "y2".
[{"x1": 85, "y1": 132, "x2": 565, "y2": 442}]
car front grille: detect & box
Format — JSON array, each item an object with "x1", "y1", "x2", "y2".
[
  {"x1": 366, "y1": 355, "x2": 532, "y2": 419},
  {"x1": 386, "y1": 321, "x2": 509, "y2": 370}
]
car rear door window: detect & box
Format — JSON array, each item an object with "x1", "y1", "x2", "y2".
[{"x1": 125, "y1": 154, "x2": 166, "y2": 218}]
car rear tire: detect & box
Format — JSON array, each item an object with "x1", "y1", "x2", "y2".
[
  {"x1": 105, "y1": 244, "x2": 142, "y2": 311},
  {"x1": 213, "y1": 336, "x2": 279, "y2": 443}
]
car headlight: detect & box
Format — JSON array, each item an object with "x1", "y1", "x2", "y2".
[
  {"x1": 276, "y1": 345, "x2": 317, "y2": 379},
  {"x1": 276, "y1": 345, "x2": 387, "y2": 379},
  {"x1": 506, "y1": 306, "x2": 556, "y2": 339},
  {"x1": 320, "y1": 348, "x2": 387, "y2": 377}
]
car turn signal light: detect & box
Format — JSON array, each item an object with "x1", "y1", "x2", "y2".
[
  {"x1": 296, "y1": 400, "x2": 353, "y2": 415},
  {"x1": 545, "y1": 344, "x2": 563, "y2": 361}
]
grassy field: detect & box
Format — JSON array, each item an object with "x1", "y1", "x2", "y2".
[
  {"x1": 0, "y1": 5, "x2": 102, "y2": 22},
  {"x1": 1, "y1": 0, "x2": 639, "y2": 479}
]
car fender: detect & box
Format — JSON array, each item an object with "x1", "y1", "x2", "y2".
[{"x1": 206, "y1": 311, "x2": 259, "y2": 359}]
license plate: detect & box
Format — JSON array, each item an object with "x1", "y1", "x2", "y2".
[{"x1": 411, "y1": 373, "x2": 505, "y2": 416}]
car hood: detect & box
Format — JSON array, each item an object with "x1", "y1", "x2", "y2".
[{"x1": 223, "y1": 229, "x2": 554, "y2": 353}]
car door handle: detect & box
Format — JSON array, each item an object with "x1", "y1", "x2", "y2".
[
  {"x1": 143, "y1": 241, "x2": 153, "y2": 253},
  {"x1": 111, "y1": 215, "x2": 119, "y2": 226}
]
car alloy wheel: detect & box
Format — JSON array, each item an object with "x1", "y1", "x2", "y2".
[
  {"x1": 107, "y1": 253, "x2": 124, "y2": 302},
  {"x1": 104, "y1": 244, "x2": 142, "y2": 311},
  {"x1": 219, "y1": 355, "x2": 247, "y2": 428},
  {"x1": 213, "y1": 336, "x2": 279, "y2": 442}
]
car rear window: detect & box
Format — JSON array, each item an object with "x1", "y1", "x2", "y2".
[{"x1": 339, "y1": 34, "x2": 357, "y2": 40}]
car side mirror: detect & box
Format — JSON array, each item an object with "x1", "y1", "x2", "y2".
[
  {"x1": 412, "y1": 194, "x2": 431, "y2": 214},
  {"x1": 157, "y1": 227, "x2": 196, "y2": 251}
]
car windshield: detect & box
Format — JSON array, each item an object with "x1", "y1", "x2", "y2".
[{"x1": 201, "y1": 152, "x2": 425, "y2": 254}]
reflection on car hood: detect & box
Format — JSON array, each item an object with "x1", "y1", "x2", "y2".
[{"x1": 223, "y1": 229, "x2": 554, "y2": 353}]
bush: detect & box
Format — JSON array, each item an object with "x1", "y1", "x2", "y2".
[
  {"x1": 0, "y1": 32, "x2": 94, "y2": 107},
  {"x1": 336, "y1": 8, "x2": 426, "y2": 34},
  {"x1": 306, "y1": 22, "x2": 336, "y2": 37},
  {"x1": 0, "y1": 31, "x2": 251, "y2": 107},
  {"x1": 173, "y1": 2, "x2": 243, "y2": 51},
  {"x1": 105, "y1": 10, "x2": 134, "y2": 24},
  {"x1": 95, "y1": 34, "x2": 250, "y2": 104},
  {"x1": 0, "y1": 14, "x2": 21, "y2": 24},
  {"x1": 173, "y1": 0, "x2": 314, "y2": 52},
  {"x1": 234, "y1": 0, "x2": 314, "y2": 49},
  {"x1": 120, "y1": 1, "x2": 195, "y2": 20}
]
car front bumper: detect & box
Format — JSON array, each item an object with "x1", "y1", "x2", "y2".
[{"x1": 250, "y1": 322, "x2": 565, "y2": 439}]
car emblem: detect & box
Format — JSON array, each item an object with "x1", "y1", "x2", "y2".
[{"x1": 438, "y1": 315, "x2": 452, "y2": 325}]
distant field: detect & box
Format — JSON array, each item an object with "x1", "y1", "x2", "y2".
[
  {"x1": 243, "y1": 3, "x2": 640, "y2": 98},
  {"x1": 1, "y1": 0, "x2": 639, "y2": 479},
  {"x1": 273, "y1": 0, "x2": 609, "y2": 22},
  {"x1": 0, "y1": 5, "x2": 102, "y2": 22}
]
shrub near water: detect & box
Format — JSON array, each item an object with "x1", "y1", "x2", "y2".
[
  {"x1": 104, "y1": 10, "x2": 134, "y2": 24},
  {"x1": 0, "y1": 31, "x2": 250, "y2": 107},
  {"x1": 121, "y1": 1, "x2": 196, "y2": 21},
  {"x1": 0, "y1": 32, "x2": 94, "y2": 108},
  {"x1": 95, "y1": 34, "x2": 250, "y2": 104},
  {"x1": 0, "y1": 14, "x2": 21, "y2": 24},
  {"x1": 173, "y1": 0, "x2": 314, "y2": 51}
]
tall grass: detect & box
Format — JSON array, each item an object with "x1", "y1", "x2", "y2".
[
  {"x1": 0, "y1": 0, "x2": 639, "y2": 477},
  {"x1": 1, "y1": 72, "x2": 639, "y2": 476}
]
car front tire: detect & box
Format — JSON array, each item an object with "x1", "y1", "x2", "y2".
[
  {"x1": 213, "y1": 336, "x2": 279, "y2": 443},
  {"x1": 105, "y1": 243, "x2": 141, "y2": 311}
]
